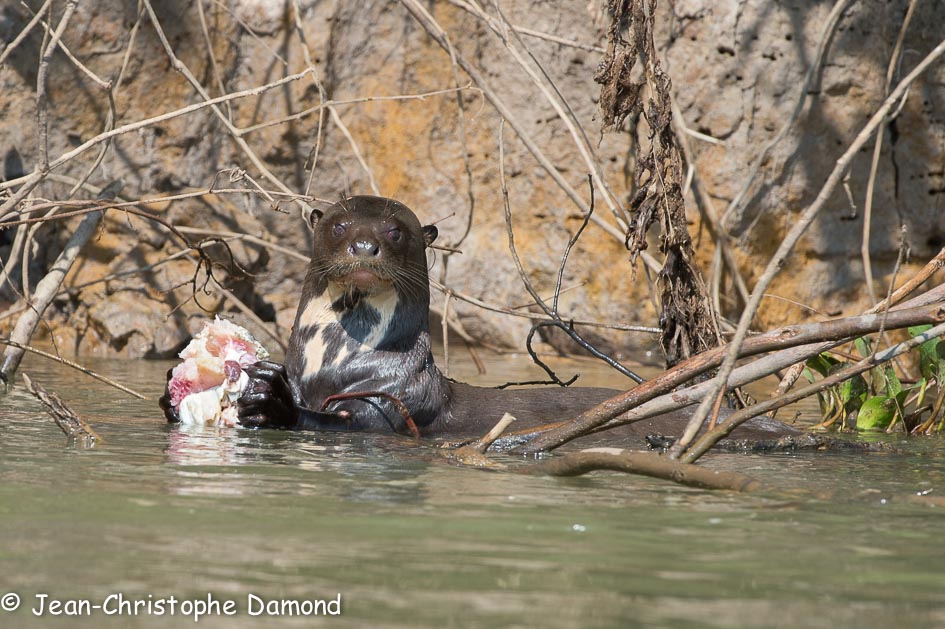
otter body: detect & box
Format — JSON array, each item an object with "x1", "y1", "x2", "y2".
[
  {"x1": 281, "y1": 196, "x2": 448, "y2": 431},
  {"x1": 227, "y1": 195, "x2": 802, "y2": 446}
]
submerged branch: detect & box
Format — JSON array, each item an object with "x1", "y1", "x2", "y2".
[
  {"x1": 0, "y1": 339, "x2": 146, "y2": 399},
  {"x1": 22, "y1": 373, "x2": 101, "y2": 446},
  {"x1": 532, "y1": 448, "x2": 761, "y2": 492}
]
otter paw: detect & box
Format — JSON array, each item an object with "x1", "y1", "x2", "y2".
[
  {"x1": 237, "y1": 361, "x2": 297, "y2": 429},
  {"x1": 158, "y1": 367, "x2": 181, "y2": 423}
]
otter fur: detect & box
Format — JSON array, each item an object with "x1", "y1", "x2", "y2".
[{"x1": 227, "y1": 195, "x2": 800, "y2": 445}]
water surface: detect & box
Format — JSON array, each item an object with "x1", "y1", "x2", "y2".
[{"x1": 1, "y1": 354, "x2": 944, "y2": 628}]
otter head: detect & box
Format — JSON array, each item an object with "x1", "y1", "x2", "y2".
[{"x1": 309, "y1": 195, "x2": 438, "y2": 301}]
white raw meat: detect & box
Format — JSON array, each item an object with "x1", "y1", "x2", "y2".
[{"x1": 167, "y1": 317, "x2": 269, "y2": 427}]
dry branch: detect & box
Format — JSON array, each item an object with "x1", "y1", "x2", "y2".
[
  {"x1": 0, "y1": 71, "x2": 312, "y2": 196},
  {"x1": 517, "y1": 298, "x2": 945, "y2": 454},
  {"x1": 399, "y1": 0, "x2": 629, "y2": 247},
  {"x1": 0, "y1": 339, "x2": 145, "y2": 400},
  {"x1": 682, "y1": 321, "x2": 945, "y2": 463},
  {"x1": 0, "y1": 207, "x2": 104, "y2": 381},
  {"x1": 532, "y1": 448, "x2": 761, "y2": 492},
  {"x1": 452, "y1": 0, "x2": 630, "y2": 230},
  {"x1": 22, "y1": 373, "x2": 101, "y2": 445},
  {"x1": 0, "y1": 0, "x2": 53, "y2": 67},
  {"x1": 499, "y1": 126, "x2": 643, "y2": 383},
  {"x1": 672, "y1": 34, "x2": 945, "y2": 459},
  {"x1": 861, "y1": 0, "x2": 918, "y2": 303}
]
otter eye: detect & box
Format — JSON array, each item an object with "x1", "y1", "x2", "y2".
[
  {"x1": 332, "y1": 223, "x2": 346, "y2": 238},
  {"x1": 386, "y1": 227, "x2": 402, "y2": 242}
]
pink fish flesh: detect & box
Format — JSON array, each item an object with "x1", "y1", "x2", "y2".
[{"x1": 168, "y1": 317, "x2": 269, "y2": 426}]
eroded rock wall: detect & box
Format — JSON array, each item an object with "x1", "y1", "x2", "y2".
[{"x1": 0, "y1": 0, "x2": 942, "y2": 361}]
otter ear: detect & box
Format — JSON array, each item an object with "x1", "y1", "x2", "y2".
[
  {"x1": 308, "y1": 208, "x2": 324, "y2": 229},
  {"x1": 422, "y1": 224, "x2": 438, "y2": 247}
]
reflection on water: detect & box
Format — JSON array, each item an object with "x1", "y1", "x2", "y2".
[{"x1": 0, "y1": 353, "x2": 944, "y2": 628}]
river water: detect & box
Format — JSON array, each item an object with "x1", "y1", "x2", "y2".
[{"x1": 1, "y1": 353, "x2": 944, "y2": 628}]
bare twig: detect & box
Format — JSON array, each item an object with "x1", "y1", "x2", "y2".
[
  {"x1": 499, "y1": 123, "x2": 644, "y2": 383},
  {"x1": 196, "y1": 0, "x2": 233, "y2": 121},
  {"x1": 457, "y1": 0, "x2": 631, "y2": 229},
  {"x1": 239, "y1": 85, "x2": 478, "y2": 136},
  {"x1": 0, "y1": 71, "x2": 312, "y2": 195},
  {"x1": 204, "y1": 274, "x2": 288, "y2": 353},
  {"x1": 36, "y1": 0, "x2": 78, "y2": 172},
  {"x1": 141, "y1": 1, "x2": 312, "y2": 211},
  {"x1": 430, "y1": 279, "x2": 660, "y2": 334},
  {"x1": 0, "y1": 0, "x2": 53, "y2": 67},
  {"x1": 870, "y1": 247, "x2": 945, "y2": 314},
  {"x1": 31, "y1": 7, "x2": 111, "y2": 89},
  {"x1": 861, "y1": 0, "x2": 918, "y2": 303},
  {"x1": 512, "y1": 26, "x2": 604, "y2": 54},
  {"x1": 329, "y1": 107, "x2": 380, "y2": 195},
  {"x1": 441, "y1": 36, "x2": 476, "y2": 254},
  {"x1": 672, "y1": 102, "x2": 749, "y2": 307},
  {"x1": 0, "y1": 208, "x2": 104, "y2": 381},
  {"x1": 671, "y1": 35, "x2": 945, "y2": 459},
  {"x1": 399, "y1": 0, "x2": 629, "y2": 247},
  {"x1": 1, "y1": 339, "x2": 146, "y2": 399}
]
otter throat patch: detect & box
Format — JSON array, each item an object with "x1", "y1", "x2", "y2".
[{"x1": 298, "y1": 284, "x2": 400, "y2": 378}]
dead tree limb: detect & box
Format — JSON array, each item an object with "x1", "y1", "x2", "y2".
[
  {"x1": 517, "y1": 298, "x2": 945, "y2": 454},
  {"x1": 0, "y1": 206, "x2": 105, "y2": 382},
  {"x1": 671, "y1": 34, "x2": 945, "y2": 458},
  {"x1": 681, "y1": 321, "x2": 945, "y2": 463},
  {"x1": 22, "y1": 373, "x2": 101, "y2": 445},
  {"x1": 532, "y1": 448, "x2": 761, "y2": 492}
]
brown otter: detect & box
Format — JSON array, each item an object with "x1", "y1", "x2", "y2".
[{"x1": 151, "y1": 194, "x2": 793, "y2": 446}]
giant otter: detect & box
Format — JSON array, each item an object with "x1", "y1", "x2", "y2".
[{"x1": 162, "y1": 195, "x2": 801, "y2": 445}]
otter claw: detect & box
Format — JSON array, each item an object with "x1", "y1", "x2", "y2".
[
  {"x1": 237, "y1": 360, "x2": 297, "y2": 429},
  {"x1": 159, "y1": 367, "x2": 181, "y2": 423}
]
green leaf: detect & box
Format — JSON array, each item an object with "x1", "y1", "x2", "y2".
[
  {"x1": 838, "y1": 373, "x2": 868, "y2": 413},
  {"x1": 807, "y1": 353, "x2": 840, "y2": 378},
  {"x1": 856, "y1": 396, "x2": 898, "y2": 432},
  {"x1": 802, "y1": 367, "x2": 815, "y2": 384},
  {"x1": 910, "y1": 325, "x2": 943, "y2": 381},
  {"x1": 854, "y1": 337, "x2": 872, "y2": 360},
  {"x1": 884, "y1": 366, "x2": 902, "y2": 398}
]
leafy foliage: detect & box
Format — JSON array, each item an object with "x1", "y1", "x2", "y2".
[{"x1": 804, "y1": 326, "x2": 945, "y2": 433}]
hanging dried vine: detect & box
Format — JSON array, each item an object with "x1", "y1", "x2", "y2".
[{"x1": 595, "y1": 0, "x2": 722, "y2": 367}]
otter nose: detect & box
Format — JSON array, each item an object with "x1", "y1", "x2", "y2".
[{"x1": 348, "y1": 238, "x2": 380, "y2": 258}]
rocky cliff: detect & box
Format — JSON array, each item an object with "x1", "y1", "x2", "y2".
[{"x1": 0, "y1": 0, "x2": 942, "y2": 365}]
